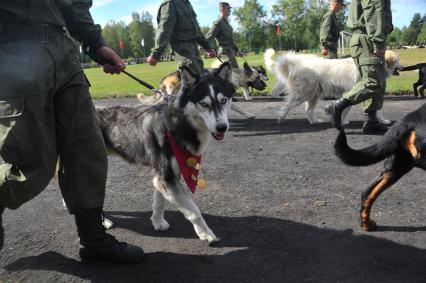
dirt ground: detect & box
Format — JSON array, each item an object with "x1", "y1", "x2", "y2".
[{"x1": 1, "y1": 96, "x2": 425, "y2": 283}]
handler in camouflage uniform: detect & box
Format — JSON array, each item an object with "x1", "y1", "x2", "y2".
[
  {"x1": 325, "y1": 0, "x2": 393, "y2": 135},
  {"x1": 206, "y1": 2, "x2": 241, "y2": 69},
  {"x1": 0, "y1": 0, "x2": 144, "y2": 263},
  {"x1": 320, "y1": 0, "x2": 345, "y2": 59},
  {"x1": 147, "y1": 0, "x2": 216, "y2": 75}
]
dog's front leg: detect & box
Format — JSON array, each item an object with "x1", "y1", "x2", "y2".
[
  {"x1": 231, "y1": 103, "x2": 256, "y2": 119},
  {"x1": 242, "y1": 86, "x2": 252, "y2": 100},
  {"x1": 151, "y1": 188, "x2": 170, "y2": 231},
  {"x1": 160, "y1": 182, "x2": 218, "y2": 243}
]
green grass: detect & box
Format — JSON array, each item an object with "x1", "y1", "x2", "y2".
[{"x1": 85, "y1": 49, "x2": 426, "y2": 99}]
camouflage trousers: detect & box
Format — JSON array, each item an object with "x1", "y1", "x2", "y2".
[
  {"x1": 219, "y1": 47, "x2": 239, "y2": 69},
  {"x1": 343, "y1": 33, "x2": 387, "y2": 111},
  {"x1": 0, "y1": 33, "x2": 107, "y2": 212},
  {"x1": 171, "y1": 41, "x2": 204, "y2": 76}
]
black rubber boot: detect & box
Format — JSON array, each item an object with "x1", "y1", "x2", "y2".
[
  {"x1": 0, "y1": 206, "x2": 4, "y2": 251},
  {"x1": 362, "y1": 111, "x2": 390, "y2": 135},
  {"x1": 324, "y1": 98, "x2": 352, "y2": 130},
  {"x1": 75, "y1": 208, "x2": 144, "y2": 263}
]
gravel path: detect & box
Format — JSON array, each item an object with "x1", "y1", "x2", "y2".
[{"x1": 1, "y1": 96, "x2": 425, "y2": 283}]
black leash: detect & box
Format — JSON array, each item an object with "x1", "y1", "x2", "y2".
[{"x1": 121, "y1": 70, "x2": 161, "y2": 94}]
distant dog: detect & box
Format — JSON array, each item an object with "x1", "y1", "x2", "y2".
[
  {"x1": 334, "y1": 103, "x2": 426, "y2": 231},
  {"x1": 139, "y1": 62, "x2": 267, "y2": 119},
  {"x1": 264, "y1": 49, "x2": 404, "y2": 124},
  {"x1": 401, "y1": 63, "x2": 426, "y2": 98},
  {"x1": 98, "y1": 63, "x2": 235, "y2": 243}
]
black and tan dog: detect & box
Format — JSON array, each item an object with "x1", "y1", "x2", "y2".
[
  {"x1": 334, "y1": 103, "x2": 426, "y2": 231},
  {"x1": 401, "y1": 63, "x2": 426, "y2": 98}
]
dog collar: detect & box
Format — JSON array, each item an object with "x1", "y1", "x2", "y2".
[{"x1": 166, "y1": 132, "x2": 203, "y2": 193}]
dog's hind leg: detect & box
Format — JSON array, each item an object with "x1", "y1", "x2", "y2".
[
  {"x1": 160, "y1": 182, "x2": 218, "y2": 243},
  {"x1": 360, "y1": 150, "x2": 414, "y2": 231},
  {"x1": 277, "y1": 97, "x2": 305, "y2": 124},
  {"x1": 231, "y1": 103, "x2": 256, "y2": 119},
  {"x1": 305, "y1": 96, "x2": 323, "y2": 124},
  {"x1": 151, "y1": 178, "x2": 170, "y2": 231}
]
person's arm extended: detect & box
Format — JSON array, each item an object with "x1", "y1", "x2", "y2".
[{"x1": 150, "y1": 2, "x2": 176, "y2": 60}]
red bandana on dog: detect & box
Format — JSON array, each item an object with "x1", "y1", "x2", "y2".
[{"x1": 166, "y1": 132, "x2": 202, "y2": 193}]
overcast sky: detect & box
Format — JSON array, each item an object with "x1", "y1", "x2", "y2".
[{"x1": 91, "y1": 0, "x2": 426, "y2": 29}]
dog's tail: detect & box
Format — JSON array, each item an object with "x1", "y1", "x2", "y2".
[
  {"x1": 334, "y1": 124, "x2": 409, "y2": 166},
  {"x1": 401, "y1": 63, "x2": 425, "y2": 71},
  {"x1": 264, "y1": 48, "x2": 276, "y2": 74},
  {"x1": 137, "y1": 92, "x2": 163, "y2": 104},
  {"x1": 273, "y1": 53, "x2": 302, "y2": 81}
]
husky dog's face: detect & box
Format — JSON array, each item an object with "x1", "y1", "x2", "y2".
[
  {"x1": 385, "y1": 50, "x2": 404, "y2": 76},
  {"x1": 177, "y1": 63, "x2": 235, "y2": 140},
  {"x1": 243, "y1": 62, "x2": 267, "y2": 91}
]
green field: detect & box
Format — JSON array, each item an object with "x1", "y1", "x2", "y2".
[{"x1": 85, "y1": 49, "x2": 426, "y2": 99}]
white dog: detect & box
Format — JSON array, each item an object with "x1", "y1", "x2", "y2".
[{"x1": 264, "y1": 49, "x2": 404, "y2": 124}]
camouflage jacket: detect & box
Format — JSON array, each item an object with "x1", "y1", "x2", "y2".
[
  {"x1": 347, "y1": 0, "x2": 393, "y2": 52},
  {"x1": 320, "y1": 10, "x2": 341, "y2": 50},
  {"x1": 151, "y1": 0, "x2": 211, "y2": 60},
  {"x1": 0, "y1": 0, "x2": 106, "y2": 61},
  {"x1": 206, "y1": 16, "x2": 238, "y2": 51}
]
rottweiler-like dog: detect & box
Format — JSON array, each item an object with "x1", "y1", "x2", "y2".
[
  {"x1": 334, "y1": 103, "x2": 426, "y2": 231},
  {"x1": 402, "y1": 63, "x2": 426, "y2": 98}
]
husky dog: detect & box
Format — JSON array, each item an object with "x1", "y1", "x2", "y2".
[
  {"x1": 139, "y1": 62, "x2": 267, "y2": 119},
  {"x1": 334, "y1": 103, "x2": 426, "y2": 231},
  {"x1": 98, "y1": 63, "x2": 235, "y2": 243},
  {"x1": 264, "y1": 49, "x2": 404, "y2": 124}
]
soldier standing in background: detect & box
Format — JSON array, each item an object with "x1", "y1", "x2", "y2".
[
  {"x1": 206, "y1": 2, "x2": 241, "y2": 69},
  {"x1": 325, "y1": 0, "x2": 393, "y2": 135},
  {"x1": 147, "y1": 0, "x2": 216, "y2": 76},
  {"x1": 320, "y1": 0, "x2": 345, "y2": 59}
]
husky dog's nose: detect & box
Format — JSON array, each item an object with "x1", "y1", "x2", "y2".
[{"x1": 216, "y1": 124, "x2": 228, "y2": 133}]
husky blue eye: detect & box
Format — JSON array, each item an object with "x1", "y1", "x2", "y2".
[{"x1": 221, "y1": 98, "x2": 227, "y2": 104}]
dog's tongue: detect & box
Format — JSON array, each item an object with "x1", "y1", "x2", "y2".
[{"x1": 212, "y1": 133, "x2": 225, "y2": 140}]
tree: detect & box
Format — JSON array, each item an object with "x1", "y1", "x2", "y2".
[
  {"x1": 410, "y1": 13, "x2": 423, "y2": 38},
  {"x1": 233, "y1": 0, "x2": 267, "y2": 52},
  {"x1": 401, "y1": 26, "x2": 418, "y2": 45},
  {"x1": 272, "y1": 0, "x2": 307, "y2": 51},
  {"x1": 387, "y1": 27, "x2": 402, "y2": 46},
  {"x1": 140, "y1": 12, "x2": 155, "y2": 57},
  {"x1": 418, "y1": 20, "x2": 426, "y2": 44}
]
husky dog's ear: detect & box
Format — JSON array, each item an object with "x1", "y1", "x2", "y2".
[
  {"x1": 179, "y1": 66, "x2": 198, "y2": 90},
  {"x1": 243, "y1": 62, "x2": 253, "y2": 75},
  {"x1": 214, "y1": 62, "x2": 233, "y2": 83}
]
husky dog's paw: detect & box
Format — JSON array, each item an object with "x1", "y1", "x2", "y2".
[
  {"x1": 151, "y1": 218, "x2": 170, "y2": 231},
  {"x1": 310, "y1": 118, "x2": 324, "y2": 124},
  {"x1": 380, "y1": 119, "x2": 392, "y2": 125},
  {"x1": 246, "y1": 113, "x2": 256, "y2": 119},
  {"x1": 342, "y1": 120, "x2": 350, "y2": 126},
  {"x1": 244, "y1": 96, "x2": 253, "y2": 101}
]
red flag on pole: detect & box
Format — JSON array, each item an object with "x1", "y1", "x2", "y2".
[
  {"x1": 276, "y1": 24, "x2": 280, "y2": 35},
  {"x1": 120, "y1": 39, "x2": 123, "y2": 49}
]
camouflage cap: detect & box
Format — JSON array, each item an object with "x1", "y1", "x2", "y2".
[{"x1": 219, "y1": 2, "x2": 232, "y2": 9}]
